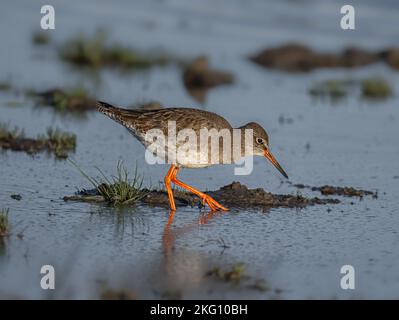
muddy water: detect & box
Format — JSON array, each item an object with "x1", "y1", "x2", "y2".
[{"x1": 1, "y1": 0, "x2": 399, "y2": 299}]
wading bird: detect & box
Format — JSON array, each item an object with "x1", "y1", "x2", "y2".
[{"x1": 97, "y1": 101, "x2": 288, "y2": 212}]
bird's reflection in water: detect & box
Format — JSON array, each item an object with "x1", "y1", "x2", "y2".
[
  {"x1": 88, "y1": 204, "x2": 149, "y2": 239},
  {"x1": 162, "y1": 209, "x2": 223, "y2": 257},
  {"x1": 159, "y1": 209, "x2": 225, "y2": 296}
]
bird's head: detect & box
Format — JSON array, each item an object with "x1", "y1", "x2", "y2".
[{"x1": 241, "y1": 122, "x2": 288, "y2": 179}]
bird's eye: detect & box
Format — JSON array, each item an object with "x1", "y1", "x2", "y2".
[{"x1": 256, "y1": 138, "x2": 263, "y2": 144}]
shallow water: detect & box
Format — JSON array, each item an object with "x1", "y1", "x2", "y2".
[{"x1": 1, "y1": 0, "x2": 399, "y2": 299}]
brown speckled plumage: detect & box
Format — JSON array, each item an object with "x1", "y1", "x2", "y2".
[
  {"x1": 97, "y1": 101, "x2": 270, "y2": 168},
  {"x1": 97, "y1": 100, "x2": 287, "y2": 212},
  {"x1": 97, "y1": 100, "x2": 232, "y2": 135}
]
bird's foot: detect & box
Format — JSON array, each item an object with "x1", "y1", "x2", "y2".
[{"x1": 201, "y1": 194, "x2": 229, "y2": 212}]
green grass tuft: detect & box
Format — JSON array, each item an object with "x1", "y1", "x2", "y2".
[
  {"x1": 309, "y1": 77, "x2": 393, "y2": 102},
  {"x1": 59, "y1": 30, "x2": 168, "y2": 69},
  {"x1": 308, "y1": 79, "x2": 352, "y2": 100},
  {"x1": 70, "y1": 160, "x2": 148, "y2": 205},
  {"x1": 361, "y1": 78, "x2": 393, "y2": 99}
]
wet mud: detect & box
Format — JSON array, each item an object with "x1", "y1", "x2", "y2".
[
  {"x1": 250, "y1": 43, "x2": 399, "y2": 72},
  {"x1": 183, "y1": 56, "x2": 234, "y2": 102},
  {"x1": 64, "y1": 181, "x2": 340, "y2": 210},
  {"x1": 293, "y1": 183, "x2": 377, "y2": 198}
]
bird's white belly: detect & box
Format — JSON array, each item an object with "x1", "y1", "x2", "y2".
[
  {"x1": 142, "y1": 138, "x2": 221, "y2": 168},
  {"x1": 175, "y1": 150, "x2": 212, "y2": 168}
]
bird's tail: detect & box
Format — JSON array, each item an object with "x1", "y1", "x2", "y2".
[
  {"x1": 96, "y1": 100, "x2": 120, "y2": 117},
  {"x1": 96, "y1": 100, "x2": 131, "y2": 122},
  {"x1": 96, "y1": 100, "x2": 142, "y2": 130}
]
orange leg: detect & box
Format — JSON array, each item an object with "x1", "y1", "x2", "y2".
[
  {"x1": 164, "y1": 165, "x2": 178, "y2": 211},
  {"x1": 171, "y1": 167, "x2": 228, "y2": 212},
  {"x1": 166, "y1": 210, "x2": 176, "y2": 226}
]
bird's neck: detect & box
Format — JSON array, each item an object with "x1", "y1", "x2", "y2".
[{"x1": 231, "y1": 127, "x2": 254, "y2": 157}]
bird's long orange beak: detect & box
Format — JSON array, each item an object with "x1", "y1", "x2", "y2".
[{"x1": 263, "y1": 148, "x2": 288, "y2": 179}]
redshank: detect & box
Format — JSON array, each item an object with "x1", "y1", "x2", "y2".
[{"x1": 97, "y1": 101, "x2": 288, "y2": 211}]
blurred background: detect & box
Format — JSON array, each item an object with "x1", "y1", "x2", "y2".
[{"x1": 0, "y1": 0, "x2": 399, "y2": 299}]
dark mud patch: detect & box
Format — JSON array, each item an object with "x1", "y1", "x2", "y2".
[
  {"x1": 64, "y1": 181, "x2": 339, "y2": 211},
  {"x1": 10, "y1": 194, "x2": 22, "y2": 201},
  {"x1": 100, "y1": 289, "x2": 136, "y2": 300},
  {"x1": 293, "y1": 183, "x2": 377, "y2": 198},
  {"x1": 379, "y1": 48, "x2": 399, "y2": 70},
  {"x1": 32, "y1": 88, "x2": 97, "y2": 113},
  {"x1": 32, "y1": 31, "x2": 51, "y2": 46},
  {"x1": 183, "y1": 56, "x2": 234, "y2": 103},
  {"x1": 0, "y1": 81, "x2": 12, "y2": 92},
  {"x1": 0, "y1": 125, "x2": 76, "y2": 159},
  {"x1": 250, "y1": 43, "x2": 399, "y2": 72}
]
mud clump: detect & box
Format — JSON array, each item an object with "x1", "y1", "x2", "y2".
[
  {"x1": 250, "y1": 44, "x2": 321, "y2": 72},
  {"x1": 183, "y1": 56, "x2": 234, "y2": 102},
  {"x1": 294, "y1": 184, "x2": 376, "y2": 198},
  {"x1": 100, "y1": 289, "x2": 136, "y2": 300},
  {"x1": 341, "y1": 48, "x2": 378, "y2": 67},
  {"x1": 143, "y1": 188, "x2": 198, "y2": 207},
  {"x1": 0, "y1": 124, "x2": 76, "y2": 159},
  {"x1": 10, "y1": 194, "x2": 22, "y2": 201},
  {"x1": 317, "y1": 186, "x2": 374, "y2": 198},
  {"x1": 379, "y1": 48, "x2": 399, "y2": 70},
  {"x1": 33, "y1": 88, "x2": 97, "y2": 113},
  {"x1": 32, "y1": 31, "x2": 51, "y2": 46},
  {"x1": 250, "y1": 43, "x2": 399, "y2": 72},
  {"x1": 0, "y1": 81, "x2": 12, "y2": 92},
  {"x1": 205, "y1": 182, "x2": 339, "y2": 210},
  {"x1": 66, "y1": 181, "x2": 339, "y2": 211}
]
